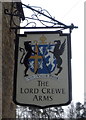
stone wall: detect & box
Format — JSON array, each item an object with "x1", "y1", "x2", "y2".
[
  {"x1": 1, "y1": 2, "x2": 21, "y2": 118},
  {"x1": 0, "y1": 2, "x2": 2, "y2": 119}
]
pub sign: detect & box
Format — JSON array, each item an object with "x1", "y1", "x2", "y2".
[{"x1": 13, "y1": 31, "x2": 72, "y2": 108}]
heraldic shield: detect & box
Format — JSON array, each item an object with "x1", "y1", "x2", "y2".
[
  {"x1": 13, "y1": 31, "x2": 72, "y2": 108},
  {"x1": 28, "y1": 44, "x2": 57, "y2": 74}
]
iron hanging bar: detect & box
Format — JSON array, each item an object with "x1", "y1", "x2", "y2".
[{"x1": 11, "y1": 24, "x2": 78, "y2": 30}]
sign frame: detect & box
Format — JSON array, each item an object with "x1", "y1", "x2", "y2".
[{"x1": 13, "y1": 31, "x2": 72, "y2": 108}]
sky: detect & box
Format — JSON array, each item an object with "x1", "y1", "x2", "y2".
[{"x1": 21, "y1": 0, "x2": 85, "y2": 104}]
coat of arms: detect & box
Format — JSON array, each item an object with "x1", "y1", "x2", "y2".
[{"x1": 19, "y1": 35, "x2": 66, "y2": 78}]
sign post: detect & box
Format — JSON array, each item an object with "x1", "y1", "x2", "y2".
[{"x1": 13, "y1": 31, "x2": 72, "y2": 108}]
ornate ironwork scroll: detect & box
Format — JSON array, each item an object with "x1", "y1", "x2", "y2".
[
  {"x1": 4, "y1": 2, "x2": 25, "y2": 27},
  {"x1": 4, "y1": 2, "x2": 78, "y2": 32}
]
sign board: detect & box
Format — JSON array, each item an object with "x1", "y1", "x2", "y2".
[{"x1": 13, "y1": 31, "x2": 72, "y2": 108}]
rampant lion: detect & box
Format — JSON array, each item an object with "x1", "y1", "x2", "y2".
[{"x1": 20, "y1": 41, "x2": 36, "y2": 77}]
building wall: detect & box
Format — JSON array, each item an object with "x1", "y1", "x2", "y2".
[
  {"x1": 0, "y1": 2, "x2": 2, "y2": 119},
  {"x1": 1, "y1": 2, "x2": 21, "y2": 118}
]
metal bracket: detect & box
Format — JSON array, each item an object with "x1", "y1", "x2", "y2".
[
  {"x1": 4, "y1": 2, "x2": 78, "y2": 33},
  {"x1": 4, "y1": 2, "x2": 25, "y2": 27}
]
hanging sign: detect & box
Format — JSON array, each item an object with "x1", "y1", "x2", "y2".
[{"x1": 13, "y1": 31, "x2": 72, "y2": 108}]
